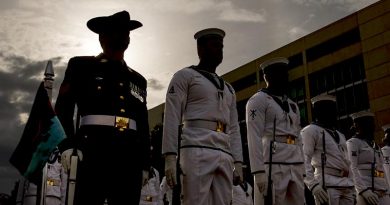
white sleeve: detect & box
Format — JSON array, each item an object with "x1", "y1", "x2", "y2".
[
  {"x1": 162, "y1": 70, "x2": 189, "y2": 155},
  {"x1": 229, "y1": 88, "x2": 243, "y2": 162},
  {"x1": 301, "y1": 127, "x2": 320, "y2": 190},
  {"x1": 346, "y1": 139, "x2": 368, "y2": 193},
  {"x1": 246, "y1": 95, "x2": 266, "y2": 173}
]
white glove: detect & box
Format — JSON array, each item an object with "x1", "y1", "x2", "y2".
[
  {"x1": 233, "y1": 162, "x2": 243, "y2": 185},
  {"x1": 361, "y1": 189, "x2": 379, "y2": 205},
  {"x1": 312, "y1": 185, "x2": 329, "y2": 204},
  {"x1": 60, "y1": 149, "x2": 83, "y2": 171},
  {"x1": 254, "y1": 172, "x2": 267, "y2": 193},
  {"x1": 165, "y1": 155, "x2": 177, "y2": 188},
  {"x1": 142, "y1": 170, "x2": 149, "y2": 186}
]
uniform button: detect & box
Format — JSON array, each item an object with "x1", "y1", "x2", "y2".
[
  {"x1": 119, "y1": 83, "x2": 124, "y2": 87},
  {"x1": 120, "y1": 109, "x2": 125, "y2": 113},
  {"x1": 120, "y1": 96, "x2": 124, "y2": 100},
  {"x1": 97, "y1": 86, "x2": 102, "y2": 90}
]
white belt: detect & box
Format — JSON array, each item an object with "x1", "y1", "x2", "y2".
[
  {"x1": 80, "y1": 115, "x2": 137, "y2": 131},
  {"x1": 324, "y1": 167, "x2": 349, "y2": 177},
  {"x1": 183, "y1": 120, "x2": 226, "y2": 133}
]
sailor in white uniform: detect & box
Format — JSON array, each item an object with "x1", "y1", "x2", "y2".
[
  {"x1": 381, "y1": 124, "x2": 390, "y2": 189},
  {"x1": 162, "y1": 28, "x2": 244, "y2": 205},
  {"x1": 232, "y1": 180, "x2": 253, "y2": 205},
  {"x1": 24, "y1": 148, "x2": 67, "y2": 205},
  {"x1": 346, "y1": 111, "x2": 390, "y2": 205},
  {"x1": 246, "y1": 57, "x2": 305, "y2": 205},
  {"x1": 139, "y1": 167, "x2": 163, "y2": 205},
  {"x1": 301, "y1": 94, "x2": 355, "y2": 205}
]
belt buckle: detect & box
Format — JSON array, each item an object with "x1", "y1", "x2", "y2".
[
  {"x1": 146, "y1": 196, "x2": 153, "y2": 201},
  {"x1": 216, "y1": 121, "x2": 224, "y2": 133},
  {"x1": 47, "y1": 179, "x2": 54, "y2": 186},
  {"x1": 287, "y1": 135, "x2": 295, "y2": 144},
  {"x1": 341, "y1": 170, "x2": 349, "y2": 177},
  {"x1": 375, "y1": 170, "x2": 384, "y2": 178},
  {"x1": 115, "y1": 116, "x2": 129, "y2": 131}
]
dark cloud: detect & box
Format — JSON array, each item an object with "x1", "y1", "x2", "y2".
[
  {"x1": 0, "y1": 51, "x2": 65, "y2": 194},
  {"x1": 148, "y1": 78, "x2": 164, "y2": 91}
]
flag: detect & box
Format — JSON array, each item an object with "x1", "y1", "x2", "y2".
[{"x1": 9, "y1": 81, "x2": 66, "y2": 184}]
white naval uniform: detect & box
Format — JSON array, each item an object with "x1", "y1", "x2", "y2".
[
  {"x1": 246, "y1": 90, "x2": 305, "y2": 205},
  {"x1": 301, "y1": 124, "x2": 355, "y2": 205},
  {"x1": 382, "y1": 145, "x2": 390, "y2": 187},
  {"x1": 139, "y1": 168, "x2": 163, "y2": 205},
  {"x1": 24, "y1": 159, "x2": 67, "y2": 205},
  {"x1": 346, "y1": 137, "x2": 390, "y2": 205},
  {"x1": 232, "y1": 182, "x2": 253, "y2": 205},
  {"x1": 160, "y1": 176, "x2": 173, "y2": 205},
  {"x1": 162, "y1": 67, "x2": 243, "y2": 205}
]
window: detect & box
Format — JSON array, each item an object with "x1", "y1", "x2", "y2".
[
  {"x1": 230, "y1": 73, "x2": 257, "y2": 92},
  {"x1": 306, "y1": 28, "x2": 361, "y2": 62},
  {"x1": 309, "y1": 55, "x2": 369, "y2": 137}
]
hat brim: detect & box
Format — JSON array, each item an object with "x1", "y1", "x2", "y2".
[{"x1": 87, "y1": 17, "x2": 142, "y2": 34}]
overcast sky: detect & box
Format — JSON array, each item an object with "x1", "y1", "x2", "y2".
[{"x1": 0, "y1": 0, "x2": 378, "y2": 194}]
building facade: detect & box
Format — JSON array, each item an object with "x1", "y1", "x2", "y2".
[{"x1": 149, "y1": 0, "x2": 390, "y2": 145}]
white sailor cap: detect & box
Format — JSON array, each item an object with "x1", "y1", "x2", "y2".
[
  {"x1": 382, "y1": 124, "x2": 390, "y2": 132},
  {"x1": 311, "y1": 94, "x2": 336, "y2": 105},
  {"x1": 350, "y1": 111, "x2": 375, "y2": 121},
  {"x1": 260, "y1": 57, "x2": 289, "y2": 73},
  {"x1": 194, "y1": 28, "x2": 225, "y2": 40}
]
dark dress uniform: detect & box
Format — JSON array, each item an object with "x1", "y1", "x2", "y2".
[{"x1": 55, "y1": 54, "x2": 151, "y2": 205}]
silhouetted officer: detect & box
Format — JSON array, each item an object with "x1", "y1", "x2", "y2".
[{"x1": 55, "y1": 11, "x2": 150, "y2": 205}]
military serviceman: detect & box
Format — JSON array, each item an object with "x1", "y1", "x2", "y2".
[
  {"x1": 162, "y1": 28, "x2": 244, "y2": 205},
  {"x1": 346, "y1": 111, "x2": 390, "y2": 205},
  {"x1": 55, "y1": 11, "x2": 150, "y2": 205},
  {"x1": 301, "y1": 94, "x2": 355, "y2": 205},
  {"x1": 246, "y1": 57, "x2": 305, "y2": 205},
  {"x1": 24, "y1": 148, "x2": 67, "y2": 205},
  {"x1": 381, "y1": 124, "x2": 390, "y2": 187}
]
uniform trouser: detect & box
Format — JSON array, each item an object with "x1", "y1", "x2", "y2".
[
  {"x1": 74, "y1": 128, "x2": 143, "y2": 205},
  {"x1": 356, "y1": 193, "x2": 390, "y2": 205},
  {"x1": 180, "y1": 148, "x2": 234, "y2": 205},
  {"x1": 254, "y1": 164, "x2": 305, "y2": 205},
  {"x1": 314, "y1": 187, "x2": 355, "y2": 205}
]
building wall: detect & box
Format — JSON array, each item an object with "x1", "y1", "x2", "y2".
[{"x1": 148, "y1": 0, "x2": 390, "y2": 141}]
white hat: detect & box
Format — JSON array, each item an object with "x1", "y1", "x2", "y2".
[
  {"x1": 311, "y1": 94, "x2": 336, "y2": 105},
  {"x1": 350, "y1": 111, "x2": 375, "y2": 121},
  {"x1": 382, "y1": 124, "x2": 390, "y2": 132},
  {"x1": 260, "y1": 57, "x2": 289, "y2": 72},
  {"x1": 194, "y1": 28, "x2": 225, "y2": 40}
]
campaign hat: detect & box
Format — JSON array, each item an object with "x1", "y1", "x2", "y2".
[{"x1": 87, "y1": 11, "x2": 142, "y2": 34}]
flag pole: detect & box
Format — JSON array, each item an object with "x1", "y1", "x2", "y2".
[{"x1": 39, "y1": 60, "x2": 54, "y2": 205}]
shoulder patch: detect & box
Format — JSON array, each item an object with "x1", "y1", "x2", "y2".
[{"x1": 250, "y1": 109, "x2": 257, "y2": 120}]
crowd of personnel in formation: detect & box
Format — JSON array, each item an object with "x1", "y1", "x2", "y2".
[{"x1": 13, "y1": 10, "x2": 390, "y2": 205}]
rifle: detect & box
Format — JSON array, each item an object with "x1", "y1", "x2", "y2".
[
  {"x1": 66, "y1": 113, "x2": 81, "y2": 205},
  {"x1": 371, "y1": 143, "x2": 376, "y2": 192},
  {"x1": 264, "y1": 117, "x2": 276, "y2": 204},
  {"x1": 321, "y1": 131, "x2": 328, "y2": 205},
  {"x1": 172, "y1": 124, "x2": 183, "y2": 205}
]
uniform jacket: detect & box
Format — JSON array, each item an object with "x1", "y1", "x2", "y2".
[
  {"x1": 162, "y1": 67, "x2": 243, "y2": 162},
  {"x1": 246, "y1": 90, "x2": 303, "y2": 173},
  {"x1": 346, "y1": 137, "x2": 389, "y2": 193},
  {"x1": 301, "y1": 124, "x2": 354, "y2": 190},
  {"x1": 55, "y1": 55, "x2": 150, "y2": 169},
  {"x1": 382, "y1": 145, "x2": 390, "y2": 186}
]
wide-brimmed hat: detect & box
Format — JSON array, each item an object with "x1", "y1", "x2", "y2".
[{"x1": 87, "y1": 11, "x2": 142, "y2": 34}]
